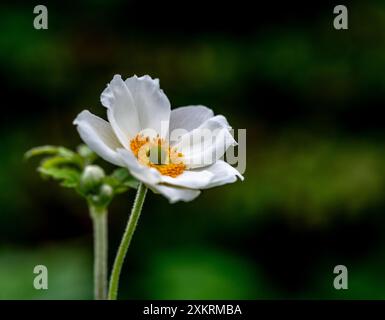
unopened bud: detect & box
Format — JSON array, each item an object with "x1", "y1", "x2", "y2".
[
  {"x1": 90, "y1": 184, "x2": 114, "y2": 208},
  {"x1": 80, "y1": 165, "x2": 105, "y2": 194},
  {"x1": 100, "y1": 184, "x2": 113, "y2": 199},
  {"x1": 77, "y1": 144, "x2": 94, "y2": 158}
]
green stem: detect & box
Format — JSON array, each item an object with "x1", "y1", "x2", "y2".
[
  {"x1": 108, "y1": 183, "x2": 148, "y2": 300},
  {"x1": 90, "y1": 206, "x2": 108, "y2": 300}
]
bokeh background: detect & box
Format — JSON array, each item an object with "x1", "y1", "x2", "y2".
[{"x1": 1, "y1": 0, "x2": 385, "y2": 299}]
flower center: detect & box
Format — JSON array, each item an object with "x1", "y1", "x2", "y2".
[{"x1": 130, "y1": 134, "x2": 185, "y2": 178}]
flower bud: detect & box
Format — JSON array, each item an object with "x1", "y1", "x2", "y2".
[
  {"x1": 100, "y1": 184, "x2": 113, "y2": 198},
  {"x1": 79, "y1": 165, "x2": 105, "y2": 195},
  {"x1": 77, "y1": 144, "x2": 94, "y2": 158},
  {"x1": 91, "y1": 184, "x2": 114, "y2": 208}
]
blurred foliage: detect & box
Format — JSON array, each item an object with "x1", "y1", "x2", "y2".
[
  {"x1": 138, "y1": 247, "x2": 262, "y2": 299},
  {"x1": 225, "y1": 133, "x2": 385, "y2": 224},
  {"x1": 0, "y1": 243, "x2": 92, "y2": 299}
]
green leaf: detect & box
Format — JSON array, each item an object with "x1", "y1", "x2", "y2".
[
  {"x1": 40, "y1": 156, "x2": 81, "y2": 170},
  {"x1": 105, "y1": 168, "x2": 139, "y2": 194},
  {"x1": 111, "y1": 168, "x2": 139, "y2": 188},
  {"x1": 25, "y1": 145, "x2": 84, "y2": 169},
  {"x1": 38, "y1": 167, "x2": 81, "y2": 188},
  {"x1": 77, "y1": 144, "x2": 97, "y2": 165},
  {"x1": 25, "y1": 145, "x2": 76, "y2": 160},
  {"x1": 110, "y1": 168, "x2": 131, "y2": 182},
  {"x1": 25, "y1": 144, "x2": 136, "y2": 206},
  {"x1": 87, "y1": 184, "x2": 114, "y2": 208}
]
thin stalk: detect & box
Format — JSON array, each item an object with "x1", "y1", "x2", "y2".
[
  {"x1": 90, "y1": 206, "x2": 108, "y2": 300},
  {"x1": 108, "y1": 183, "x2": 148, "y2": 300}
]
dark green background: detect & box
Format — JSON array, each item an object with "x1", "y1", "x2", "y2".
[{"x1": 1, "y1": 0, "x2": 385, "y2": 299}]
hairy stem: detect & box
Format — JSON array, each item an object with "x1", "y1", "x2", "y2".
[
  {"x1": 108, "y1": 183, "x2": 148, "y2": 300},
  {"x1": 90, "y1": 206, "x2": 108, "y2": 300}
]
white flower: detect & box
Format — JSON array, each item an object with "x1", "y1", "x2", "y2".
[{"x1": 74, "y1": 75, "x2": 244, "y2": 203}]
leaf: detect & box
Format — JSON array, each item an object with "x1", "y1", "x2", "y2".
[
  {"x1": 25, "y1": 145, "x2": 84, "y2": 190},
  {"x1": 25, "y1": 145, "x2": 135, "y2": 204},
  {"x1": 111, "y1": 168, "x2": 139, "y2": 188},
  {"x1": 38, "y1": 167, "x2": 81, "y2": 188},
  {"x1": 105, "y1": 168, "x2": 139, "y2": 193},
  {"x1": 41, "y1": 156, "x2": 81, "y2": 171},
  {"x1": 77, "y1": 144, "x2": 97, "y2": 165},
  {"x1": 25, "y1": 145, "x2": 76, "y2": 160},
  {"x1": 25, "y1": 145, "x2": 84, "y2": 169}
]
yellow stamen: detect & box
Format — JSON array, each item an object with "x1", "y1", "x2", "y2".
[
  {"x1": 149, "y1": 163, "x2": 186, "y2": 178},
  {"x1": 130, "y1": 135, "x2": 148, "y2": 157},
  {"x1": 130, "y1": 134, "x2": 186, "y2": 178}
]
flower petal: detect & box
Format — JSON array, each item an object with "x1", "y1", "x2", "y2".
[
  {"x1": 162, "y1": 160, "x2": 243, "y2": 190},
  {"x1": 169, "y1": 105, "x2": 214, "y2": 138},
  {"x1": 73, "y1": 110, "x2": 125, "y2": 166},
  {"x1": 160, "y1": 169, "x2": 214, "y2": 189},
  {"x1": 118, "y1": 148, "x2": 201, "y2": 202},
  {"x1": 196, "y1": 160, "x2": 244, "y2": 189},
  {"x1": 101, "y1": 75, "x2": 141, "y2": 147},
  {"x1": 124, "y1": 75, "x2": 171, "y2": 139},
  {"x1": 117, "y1": 148, "x2": 162, "y2": 186},
  {"x1": 150, "y1": 184, "x2": 201, "y2": 203},
  {"x1": 174, "y1": 115, "x2": 236, "y2": 168}
]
